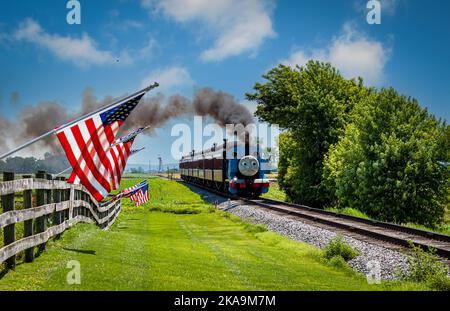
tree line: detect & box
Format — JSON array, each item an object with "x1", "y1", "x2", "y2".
[
  {"x1": 0, "y1": 152, "x2": 69, "y2": 174},
  {"x1": 247, "y1": 61, "x2": 449, "y2": 227}
]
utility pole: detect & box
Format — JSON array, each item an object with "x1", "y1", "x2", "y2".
[{"x1": 158, "y1": 156, "x2": 163, "y2": 173}]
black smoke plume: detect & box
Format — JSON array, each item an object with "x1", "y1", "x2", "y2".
[
  {"x1": 118, "y1": 87, "x2": 254, "y2": 136},
  {"x1": 0, "y1": 87, "x2": 254, "y2": 156},
  {"x1": 192, "y1": 87, "x2": 254, "y2": 127}
]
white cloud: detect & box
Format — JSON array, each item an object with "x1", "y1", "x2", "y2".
[
  {"x1": 381, "y1": 0, "x2": 400, "y2": 15},
  {"x1": 121, "y1": 20, "x2": 145, "y2": 30},
  {"x1": 143, "y1": 0, "x2": 276, "y2": 62},
  {"x1": 139, "y1": 38, "x2": 158, "y2": 59},
  {"x1": 279, "y1": 23, "x2": 391, "y2": 85},
  {"x1": 280, "y1": 50, "x2": 310, "y2": 69},
  {"x1": 141, "y1": 66, "x2": 193, "y2": 91},
  {"x1": 355, "y1": 0, "x2": 401, "y2": 16},
  {"x1": 13, "y1": 19, "x2": 119, "y2": 67}
]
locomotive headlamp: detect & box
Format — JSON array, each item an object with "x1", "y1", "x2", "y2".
[{"x1": 238, "y1": 155, "x2": 259, "y2": 177}]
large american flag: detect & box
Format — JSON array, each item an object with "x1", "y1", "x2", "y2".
[
  {"x1": 129, "y1": 183, "x2": 149, "y2": 207},
  {"x1": 56, "y1": 92, "x2": 146, "y2": 201},
  {"x1": 108, "y1": 141, "x2": 133, "y2": 191}
]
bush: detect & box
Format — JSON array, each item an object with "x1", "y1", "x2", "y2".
[
  {"x1": 428, "y1": 274, "x2": 450, "y2": 291},
  {"x1": 324, "y1": 88, "x2": 449, "y2": 226},
  {"x1": 243, "y1": 223, "x2": 267, "y2": 234},
  {"x1": 323, "y1": 235, "x2": 360, "y2": 262},
  {"x1": 397, "y1": 243, "x2": 450, "y2": 291},
  {"x1": 247, "y1": 61, "x2": 370, "y2": 207},
  {"x1": 328, "y1": 255, "x2": 348, "y2": 269}
]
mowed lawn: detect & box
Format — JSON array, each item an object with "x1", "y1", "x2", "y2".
[{"x1": 0, "y1": 178, "x2": 423, "y2": 291}]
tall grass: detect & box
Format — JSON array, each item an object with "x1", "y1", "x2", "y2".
[{"x1": 326, "y1": 207, "x2": 370, "y2": 219}]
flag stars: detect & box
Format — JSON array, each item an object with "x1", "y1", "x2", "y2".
[{"x1": 100, "y1": 94, "x2": 144, "y2": 126}]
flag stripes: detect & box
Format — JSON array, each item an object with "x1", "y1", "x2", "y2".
[
  {"x1": 114, "y1": 180, "x2": 148, "y2": 201},
  {"x1": 109, "y1": 141, "x2": 133, "y2": 190},
  {"x1": 129, "y1": 185, "x2": 149, "y2": 207}
]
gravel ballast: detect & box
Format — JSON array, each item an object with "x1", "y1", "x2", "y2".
[{"x1": 220, "y1": 201, "x2": 409, "y2": 280}]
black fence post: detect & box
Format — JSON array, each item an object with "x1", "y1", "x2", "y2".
[
  {"x1": 83, "y1": 192, "x2": 88, "y2": 217},
  {"x1": 67, "y1": 183, "x2": 71, "y2": 221},
  {"x1": 2, "y1": 172, "x2": 16, "y2": 269},
  {"x1": 54, "y1": 177, "x2": 63, "y2": 239},
  {"x1": 62, "y1": 177, "x2": 69, "y2": 221},
  {"x1": 73, "y1": 189, "x2": 77, "y2": 218},
  {"x1": 22, "y1": 174, "x2": 34, "y2": 262},
  {"x1": 81, "y1": 191, "x2": 85, "y2": 217},
  {"x1": 46, "y1": 174, "x2": 52, "y2": 227},
  {"x1": 35, "y1": 170, "x2": 47, "y2": 253},
  {"x1": 75, "y1": 190, "x2": 79, "y2": 218},
  {"x1": 88, "y1": 195, "x2": 94, "y2": 222}
]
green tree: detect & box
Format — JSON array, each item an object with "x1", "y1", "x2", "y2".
[
  {"x1": 247, "y1": 61, "x2": 369, "y2": 206},
  {"x1": 276, "y1": 132, "x2": 295, "y2": 191},
  {"x1": 323, "y1": 88, "x2": 449, "y2": 226}
]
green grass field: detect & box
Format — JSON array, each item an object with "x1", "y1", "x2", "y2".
[
  {"x1": 261, "y1": 182, "x2": 286, "y2": 201},
  {"x1": 0, "y1": 178, "x2": 426, "y2": 290}
]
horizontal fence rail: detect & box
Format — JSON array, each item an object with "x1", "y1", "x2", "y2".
[{"x1": 0, "y1": 171, "x2": 121, "y2": 269}]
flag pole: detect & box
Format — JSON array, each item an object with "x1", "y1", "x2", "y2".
[
  {"x1": 53, "y1": 167, "x2": 72, "y2": 178},
  {"x1": 131, "y1": 147, "x2": 146, "y2": 154},
  {"x1": 0, "y1": 83, "x2": 159, "y2": 160},
  {"x1": 111, "y1": 126, "x2": 152, "y2": 147},
  {"x1": 0, "y1": 131, "x2": 56, "y2": 161}
]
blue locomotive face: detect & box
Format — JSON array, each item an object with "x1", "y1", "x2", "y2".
[{"x1": 228, "y1": 155, "x2": 270, "y2": 196}]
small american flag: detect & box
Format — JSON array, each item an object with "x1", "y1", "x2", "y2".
[
  {"x1": 104, "y1": 180, "x2": 147, "y2": 204},
  {"x1": 109, "y1": 127, "x2": 148, "y2": 190},
  {"x1": 111, "y1": 126, "x2": 149, "y2": 146},
  {"x1": 129, "y1": 183, "x2": 149, "y2": 207},
  {"x1": 117, "y1": 180, "x2": 147, "y2": 199},
  {"x1": 56, "y1": 92, "x2": 146, "y2": 201},
  {"x1": 130, "y1": 147, "x2": 145, "y2": 156}
]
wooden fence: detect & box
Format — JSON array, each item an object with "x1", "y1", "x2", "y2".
[{"x1": 0, "y1": 170, "x2": 121, "y2": 270}]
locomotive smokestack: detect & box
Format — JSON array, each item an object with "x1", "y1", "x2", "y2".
[
  {"x1": 222, "y1": 139, "x2": 227, "y2": 191},
  {"x1": 223, "y1": 139, "x2": 227, "y2": 159},
  {"x1": 256, "y1": 136, "x2": 260, "y2": 157},
  {"x1": 245, "y1": 131, "x2": 250, "y2": 156},
  {"x1": 234, "y1": 131, "x2": 238, "y2": 159}
]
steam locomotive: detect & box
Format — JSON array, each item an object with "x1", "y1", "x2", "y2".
[{"x1": 180, "y1": 133, "x2": 270, "y2": 197}]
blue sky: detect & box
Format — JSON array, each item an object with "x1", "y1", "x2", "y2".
[{"x1": 0, "y1": 0, "x2": 449, "y2": 166}]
